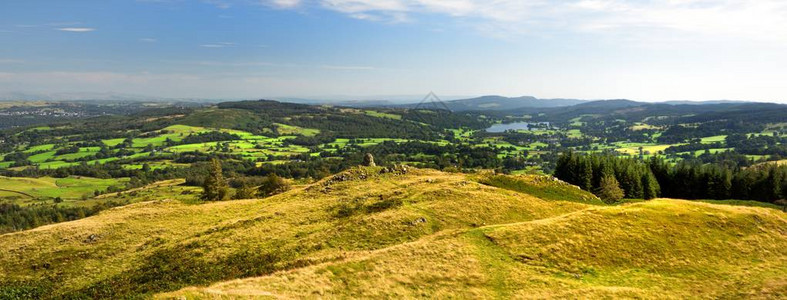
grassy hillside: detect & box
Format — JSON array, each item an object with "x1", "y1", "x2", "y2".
[
  {"x1": 1, "y1": 168, "x2": 784, "y2": 299},
  {"x1": 164, "y1": 199, "x2": 786, "y2": 299}
]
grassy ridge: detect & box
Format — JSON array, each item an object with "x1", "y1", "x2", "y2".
[
  {"x1": 163, "y1": 199, "x2": 787, "y2": 299},
  {"x1": 0, "y1": 167, "x2": 590, "y2": 298},
  {"x1": 475, "y1": 173, "x2": 604, "y2": 205},
  {"x1": 0, "y1": 168, "x2": 784, "y2": 298}
]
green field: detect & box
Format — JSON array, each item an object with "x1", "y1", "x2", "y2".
[
  {"x1": 274, "y1": 123, "x2": 320, "y2": 136},
  {"x1": 0, "y1": 176, "x2": 129, "y2": 205},
  {"x1": 700, "y1": 135, "x2": 727, "y2": 143},
  {"x1": 615, "y1": 142, "x2": 681, "y2": 156},
  {"x1": 365, "y1": 110, "x2": 402, "y2": 120}
]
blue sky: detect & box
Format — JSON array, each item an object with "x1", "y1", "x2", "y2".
[{"x1": 1, "y1": 0, "x2": 786, "y2": 102}]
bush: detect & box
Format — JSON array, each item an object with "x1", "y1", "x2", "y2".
[{"x1": 257, "y1": 174, "x2": 290, "y2": 197}]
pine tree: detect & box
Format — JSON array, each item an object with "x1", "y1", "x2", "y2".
[
  {"x1": 596, "y1": 174, "x2": 625, "y2": 204},
  {"x1": 641, "y1": 172, "x2": 660, "y2": 200},
  {"x1": 201, "y1": 159, "x2": 229, "y2": 201},
  {"x1": 580, "y1": 159, "x2": 593, "y2": 191}
]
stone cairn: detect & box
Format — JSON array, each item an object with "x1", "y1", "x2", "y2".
[{"x1": 363, "y1": 153, "x2": 376, "y2": 167}]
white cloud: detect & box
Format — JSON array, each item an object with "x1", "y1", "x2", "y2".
[
  {"x1": 57, "y1": 27, "x2": 96, "y2": 32},
  {"x1": 295, "y1": 0, "x2": 787, "y2": 43},
  {"x1": 266, "y1": 0, "x2": 301, "y2": 8}
]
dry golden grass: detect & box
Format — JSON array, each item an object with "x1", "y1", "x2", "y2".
[
  {"x1": 1, "y1": 167, "x2": 785, "y2": 299},
  {"x1": 0, "y1": 167, "x2": 588, "y2": 298},
  {"x1": 160, "y1": 199, "x2": 787, "y2": 299}
]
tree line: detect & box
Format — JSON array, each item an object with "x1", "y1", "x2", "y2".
[
  {"x1": 0, "y1": 201, "x2": 127, "y2": 233},
  {"x1": 554, "y1": 152, "x2": 659, "y2": 203},
  {"x1": 554, "y1": 152, "x2": 787, "y2": 204}
]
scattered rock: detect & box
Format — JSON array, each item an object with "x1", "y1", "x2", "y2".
[
  {"x1": 84, "y1": 234, "x2": 100, "y2": 244},
  {"x1": 411, "y1": 217, "x2": 427, "y2": 225}
]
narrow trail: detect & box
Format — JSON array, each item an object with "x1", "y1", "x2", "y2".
[{"x1": 0, "y1": 188, "x2": 34, "y2": 198}]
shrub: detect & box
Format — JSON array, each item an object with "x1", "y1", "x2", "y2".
[{"x1": 257, "y1": 174, "x2": 290, "y2": 197}]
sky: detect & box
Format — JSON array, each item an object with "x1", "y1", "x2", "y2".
[{"x1": 0, "y1": 0, "x2": 786, "y2": 102}]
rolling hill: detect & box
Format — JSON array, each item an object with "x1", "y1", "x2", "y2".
[
  {"x1": 0, "y1": 167, "x2": 785, "y2": 298},
  {"x1": 435, "y1": 96, "x2": 586, "y2": 111}
]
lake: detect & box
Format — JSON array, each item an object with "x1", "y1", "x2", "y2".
[{"x1": 485, "y1": 122, "x2": 550, "y2": 133}]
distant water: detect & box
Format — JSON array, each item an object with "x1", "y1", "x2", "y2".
[{"x1": 485, "y1": 122, "x2": 549, "y2": 133}]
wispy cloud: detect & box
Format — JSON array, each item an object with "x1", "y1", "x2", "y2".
[
  {"x1": 321, "y1": 65, "x2": 376, "y2": 71},
  {"x1": 57, "y1": 27, "x2": 96, "y2": 32},
  {"x1": 186, "y1": 60, "x2": 275, "y2": 67},
  {"x1": 134, "y1": 0, "x2": 787, "y2": 44},
  {"x1": 200, "y1": 42, "x2": 237, "y2": 48},
  {"x1": 266, "y1": 0, "x2": 301, "y2": 9},
  {"x1": 261, "y1": 0, "x2": 787, "y2": 44}
]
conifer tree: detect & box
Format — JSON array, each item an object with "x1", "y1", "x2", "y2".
[
  {"x1": 596, "y1": 174, "x2": 625, "y2": 204},
  {"x1": 201, "y1": 159, "x2": 229, "y2": 201},
  {"x1": 642, "y1": 172, "x2": 660, "y2": 200}
]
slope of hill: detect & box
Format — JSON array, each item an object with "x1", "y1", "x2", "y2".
[
  {"x1": 164, "y1": 199, "x2": 787, "y2": 299},
  {"x1": 1, "y1": 167, "x2": 785, "y2": 299}
]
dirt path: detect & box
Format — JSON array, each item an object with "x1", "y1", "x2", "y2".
[
  {"x1": 95, "y1": 179, "x2": 186, "y2": 199},
  {"x1": 0, "y1": 188, "x2": 34, "y2": 198}
]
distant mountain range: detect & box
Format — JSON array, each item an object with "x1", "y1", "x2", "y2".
[
  {"x1": 0, "y1": 91, "x2": 766, "y2": 111},
  {"x1": 0, "y1": 92, "x2": 221, "y2": 103},
  {"x1": 419, "y1": 95, "x2": 587, "y2": 111},
  {"x1": 390, "y1": 96, "x2": 756, "y2": 112}
]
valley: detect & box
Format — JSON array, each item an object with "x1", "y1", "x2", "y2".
[{"x1": 1, "y1": 98, "x2": 786, "y2": 298}]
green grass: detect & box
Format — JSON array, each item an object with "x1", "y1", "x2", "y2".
[
  {"x1": 364, "y1": 110, "x2": 402, "y2": 120},
  {"x1": 0, "y1": 176, "x2": 129, "y2": 204},
  {"x1": 27, "y1": 150, "x2": 57, "y2": 163},
  {"x1": 274, "y1": 123, "x2": 320, "y2": 136},
  {"x1": 121, "y1": 161, "x2": 189, "y2": 171},
  {"x1": 23, "y1": 144, "x2": 56, "y2": 153},
  {"x1": 55, "y1": 147, "x2": 101, "y2": 161},
  {"x1": 102, "y1": 138, "x2": 126, "y2": 147},
  {"x1": 476, "y1": 173, "x2": 603, "y2": 205},
  {"x1": 38, "y1": 160, "x2": 79, "y2": 169},
  {"x1": 700, "y1": 135, "x2": 727, "y2": 143}
]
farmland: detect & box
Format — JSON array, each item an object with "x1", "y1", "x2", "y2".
[{"x1": 2, "y1": 99, "x2": 787, "y2": 233}]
